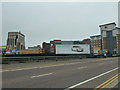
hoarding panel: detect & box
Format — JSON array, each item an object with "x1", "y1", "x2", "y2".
[{"x1": 56, "y1": 44, "x2": 90, "y2": 54}]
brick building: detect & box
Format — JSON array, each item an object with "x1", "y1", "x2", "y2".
[
  {"x1": 116, "y1": 34, "x2": 120, "y2": 54},
  {"x1": 90, "y1": 35, "x2": 102, "y2": 55},
  {"x1": 82, "y1": 38, "x2": 91, "y2": 44}
]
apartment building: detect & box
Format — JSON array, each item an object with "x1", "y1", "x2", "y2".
[
  {"x1": 90, "y1": 35, "x2": 102, "y2": 55},
  {"x1": 99, "y1": 22, "x2": 120, "y2": 55}
]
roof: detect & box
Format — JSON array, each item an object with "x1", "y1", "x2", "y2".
[
  {"x1": 101, "y1": 27, "x2": 120, "y2": 31},
  {"x1": 99, "y1": 22, "x2": 116, "y2": 27},
  {"x1": 115, "y1": 27, "x2": 120, "y2": 29},
  {"x1": 8, "y1": 32, "x2": 25, "y2": 37},
  {"x1": 90, "y1": 35, "x2": 101, "y2": 38}
]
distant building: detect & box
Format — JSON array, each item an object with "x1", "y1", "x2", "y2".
[
  {"x1": 50, "y1": 40, "x2": 61, "y2": 54},
  {"x1": 18, "y1": 45, "x2": 43, "y2": 54},
  {"x1": 99, "y1": 22, "x2": 120, "y2": 55},
  {"x1": 42, "y1": 42, "x2": 51, "y2": 54},
  {"x1": 7, "y1": 32, "x2": 25, "y2": 50},
  {"x1": 51, "y1": 40, "x2": 83, "y2": 45},
  {"x1": 90, "y1": 35, "x2": 102, "y2": 55},
  {"x1": 42, "y1": 40, "x2": 62, "y2": 54},
  {"x1": 82, "y1": 38, "x2": 91, "y2": 44}
]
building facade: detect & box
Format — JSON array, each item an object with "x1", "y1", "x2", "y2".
[
  {"x1": 82, "y1": 38, "x2": 91, "y2": 44},
  {"x1": 7, "y1": 32, "x2": 25, "y2": 50},
  {"x1": 99, "y1": 22, "x2": 120, "y2": 55},
  {"x1": 18, "y1": 45, "x2": 43, "y2": 54},
  {"x1": 42, "y1": 42, "x2": 51, "y2": 54},
  {"x1": 90, "y1": 35, "x2": 102, "y2": 55},
  {"x1": 117, "y1": 34, "x2": 120, "y2": 54},
  {"x1": 50, "y1": 40, "x2": 62, "y2": 54}
]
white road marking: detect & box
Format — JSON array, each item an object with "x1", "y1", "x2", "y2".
[
  {"x1": 78, "y1": 66, "x2": 87, "y2": 69},
  {"x1": 31, "y1": 73, "x2": 53, "y2": 78},
  {"x1": 65, "y1": 67, "x2": 119, "y2": 90}
]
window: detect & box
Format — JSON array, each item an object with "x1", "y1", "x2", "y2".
[{"x1": 105, "y1": 26, "x2": 107, "y2": 29}]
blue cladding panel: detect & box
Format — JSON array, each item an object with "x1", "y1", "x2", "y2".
[{"x1": 106, "y1": 31, "x2": 114, "y2": 54}]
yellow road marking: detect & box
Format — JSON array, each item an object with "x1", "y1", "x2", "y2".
[
  {"x1": 100, "y1": 75, "x2": 120, "y2": 89},
  {"x1": 93, "y1": 73, "x2": 120, "y2": 90}
]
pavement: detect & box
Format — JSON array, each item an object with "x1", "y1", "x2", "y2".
[{"x1": 1, "y1": 57, "x2": 120, "y2": 89}]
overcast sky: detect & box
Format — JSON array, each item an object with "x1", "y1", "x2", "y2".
[{"x1": 2, "y1": 2, "x2": 118, "y2": 48}]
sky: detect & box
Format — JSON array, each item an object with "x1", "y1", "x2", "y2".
[
  {"x1": 2, "y1": 2, "x2": 118, "y2": 48},
  {"x1": 118, "y1": 1, "x2": 120, "y2": 27},
  {"x1": 0, "y1": 1, "x2": 1, "y2": 84}
]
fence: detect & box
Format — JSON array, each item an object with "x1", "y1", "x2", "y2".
[{"x1": 1, "y1": 55, "x2": 86, "y2": 64}]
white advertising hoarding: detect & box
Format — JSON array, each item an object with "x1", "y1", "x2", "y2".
[{"x1": 56, "y1": 44, "x2": 90, "y2": 54}]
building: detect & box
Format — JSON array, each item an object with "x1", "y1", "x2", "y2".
[
  {"x1": 27, "y1": 45, "x2": 43, "y2": 54},
  {"x1": 82, "y1": 38, "x2": 91, "y2": 44},
  {"x1": 7, "y1": 32, "x2": 25, "y2": 50},
  {"x1": 42, "y1": 42, "x2": 51, "y2": 54},
  {"x1": 99, "y1": 22, "x2": 120, "y2": 55},
  {"x1": 116, "y1": 34, "x2": 120, "y2": 54},
  {"x1": 50, "y1": 40, "x2": 62, "y2": 54},
  {"x1": 42, "y1": 40, "x2": 62, "y2": 54},
  {"x1": 18, "y1": 45, "x2": 43, "y2": 54},
  {"x1": 51, "y1": 40, "x2": 83, "y2": 45},
  {"x1": 90, "y1": 35, "x2": 102, "y2": 55}
]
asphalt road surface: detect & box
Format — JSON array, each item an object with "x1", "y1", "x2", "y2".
[{"x1": 2, "y1": 57, "x2": 120, "y2": 89}]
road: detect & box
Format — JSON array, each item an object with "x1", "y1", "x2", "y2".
[{"x1": 2, "y1": 57, "x2": 120, "y2": 89}]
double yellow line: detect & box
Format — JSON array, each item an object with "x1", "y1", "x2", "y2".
[{"x1": 93, "y1": 73, "x2": 120, "y2": 90}]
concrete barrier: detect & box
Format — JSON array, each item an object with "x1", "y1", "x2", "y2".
[{"x1": 1, "y1": 55, "x2": 86, "y2": 64}]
